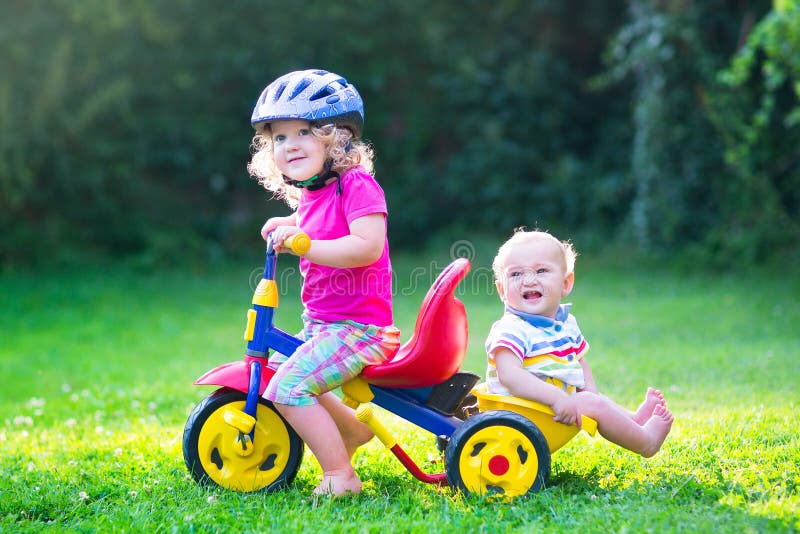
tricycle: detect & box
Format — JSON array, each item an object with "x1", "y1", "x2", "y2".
[{"x1": 182, "y1": 234, "x2": 597, "y2": 498}]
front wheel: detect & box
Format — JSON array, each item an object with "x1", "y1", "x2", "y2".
[
  {"x1": 445, "y1": 410, "x2": 550, "y2": 498},
  {"x1": 183, "y1": 388, "x2": 304, "y2": 492}
]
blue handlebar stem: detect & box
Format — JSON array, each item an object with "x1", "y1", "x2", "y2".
[{"x1": 263, "y1": 241, "x2": 278, "y2": 281}]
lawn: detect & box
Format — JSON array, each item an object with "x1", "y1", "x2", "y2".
[{"x1": 1, "y1": 247, "x2": 798, "y2": 533}]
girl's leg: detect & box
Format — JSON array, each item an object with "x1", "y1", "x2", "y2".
[
  {"x1": 576, "y1": 392, "x2": 673, "y2": 457},
  {"x1": 274, "y1": 403, "x2": 362, "y2": 496},
  {"x1": 265, "y1": 320, "x2": 398, "y2": 495},
  {"x1": 319, "y1": 392, "x2": 373, "y2": 458}
]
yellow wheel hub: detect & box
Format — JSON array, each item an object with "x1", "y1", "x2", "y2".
[
  {"x1": 458, "y1": 425, "x2": 540, "y2": 497},
  {"x1": 197, "y1": 400, "x2": 293, "y2": 492}
]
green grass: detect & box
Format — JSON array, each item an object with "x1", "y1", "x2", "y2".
[{"x1": 1, "y1": 251, "x2": 798, "y2": 533}]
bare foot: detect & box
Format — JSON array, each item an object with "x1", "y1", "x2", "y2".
[
  {"x1": 640, "y1": 404, "x2": 674, "y2": 457},
  {"x1": 633, "y1": 387, "x2": 666, "y2": 425},
  {"x1": 313, "y1": 472, "x2": 363, "y2": 497}
]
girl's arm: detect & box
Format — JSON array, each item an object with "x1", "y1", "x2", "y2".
[{"x1": 279, "y1": 213, "x2": 386, "y2": 268}]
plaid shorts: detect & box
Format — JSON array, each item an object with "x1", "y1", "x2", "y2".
[{"x1": 263, "y1": 314, "x2": 400, "y2": 406}]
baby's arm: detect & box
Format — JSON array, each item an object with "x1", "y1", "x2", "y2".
[
  {"x1": 494, "y1": 349, "x2": 583, "y2": 428},
  {"x1": 578, "y1": 357, "x2": 598, "y2": 394},
  {"x1": 300, "y1": 213, "x2": 385, "y2": 268}
]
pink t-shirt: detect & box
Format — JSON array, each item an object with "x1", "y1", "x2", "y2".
[{"x1": 296, "y1": 166, "x2": 393, "y2": 326}]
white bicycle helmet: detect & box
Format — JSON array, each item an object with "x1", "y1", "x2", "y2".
[{"x1": 251, "y1": 69, "x2": 365, "y2": 137}]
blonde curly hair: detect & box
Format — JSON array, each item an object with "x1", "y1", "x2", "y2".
[{"x1": 247, "y1": 123, "x2": 375, "y2": 208}]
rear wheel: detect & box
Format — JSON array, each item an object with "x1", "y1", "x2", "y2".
[
  {"x1": 445, "y1": 410, "x2": 550, "y2": 498},
  {"x1": 183, "y1": 388, "x2": 304, "y2": 492}
]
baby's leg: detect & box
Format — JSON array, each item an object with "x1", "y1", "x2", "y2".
[
  {"x1": 577, "y1": 392, "x2": 673, "y2": 457},
  {"x1": 633, "y1": 387, "x2": 666, "y2": 425},
  {"x1": 640, "y1": 404, "x2": 674, "y2": 457},
  {"x1": 319, "y1": 392, "x2": 373, "y2": 458}
]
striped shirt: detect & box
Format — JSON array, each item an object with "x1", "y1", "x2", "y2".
[{"x1": 485, "y1": 304, "x2": 589, "y2": 395}]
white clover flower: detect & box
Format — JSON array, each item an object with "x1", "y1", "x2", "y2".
[
  {"x1": 13, "y1": 416, "x2": 34, "y2": 427},
  {"x1": 62, "y1": 383, "x2": 72, "y2": 393},
  {"x1": 79, "y1": 491, "x2": 89, "y2": 501},
  {"x1": 27, "y1": 398, "x2": 46, "y2": 408}
]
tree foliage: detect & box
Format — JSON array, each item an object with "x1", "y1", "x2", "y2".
[
  {"x1": 0, "y1": 0, "x2": 796, "y2": 267},
  {"x1": 708, "y1": 0, "x2": 800, "y2": 263}
]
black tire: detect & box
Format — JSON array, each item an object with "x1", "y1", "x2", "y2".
[
  {"x1": 445, "y1": 410, "x2": 551, "y2": 498},
  {"x1": 183, "y1": 388, "x2": 304, "y2": 492}
]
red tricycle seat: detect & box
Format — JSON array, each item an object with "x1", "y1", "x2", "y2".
[{"x1": 361, "y1": 258, "x2": 470, "y2": 388}]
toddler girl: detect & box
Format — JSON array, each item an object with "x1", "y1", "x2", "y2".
[{"x1": 248, "y1": 69, "x2": 399, "y2": 496}]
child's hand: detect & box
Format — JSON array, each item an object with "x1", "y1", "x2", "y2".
[
  {"x1": 260, "y1": 215, "x2": 296, "y2": 241},
  {"x1": 551, "y1": 395, "x2": 583, "y2": 429},
  {"x1": 271, "y1": 226, "x2": 304, "y2": 254}
]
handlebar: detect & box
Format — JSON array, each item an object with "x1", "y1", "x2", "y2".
[
  {"x1": 263, "y1": 232, "x2": 310, "y2": 284},
  {"x1": 283, "y1": 233, "x2": 311, "y2": 255},
  {"x1": 264, "y1": 232, "x2": 311, "y2": 286}
]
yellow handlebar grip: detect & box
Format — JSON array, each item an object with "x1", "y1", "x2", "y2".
[{"x1": 284, "y1": 233, "x2": 311, "y2": 255}]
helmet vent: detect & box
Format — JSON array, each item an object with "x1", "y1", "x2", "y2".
[
  {"x1": 310, "y1": 87, "x2": 335, "y2": 102},
  {"x1": 289, "y1": 79, "x2": 312, "y2": 100},
  {"x1": 271, "y1": 82, "x2": 288, "y2": 103}
]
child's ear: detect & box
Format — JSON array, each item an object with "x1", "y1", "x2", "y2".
[
  {"x1": 495, "y1": 280, "x2": 506, "y2": 302},
  {"x1": 562, "y1": 272, "x2": 575, "y2": 297}
]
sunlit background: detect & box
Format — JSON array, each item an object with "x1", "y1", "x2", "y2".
[{"x1": 1, "y1": 0, "x2": 798, "y2": 268}]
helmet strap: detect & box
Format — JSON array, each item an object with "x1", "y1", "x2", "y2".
[{"x1": 282, "y1": 160, "x2": 341, "y2": 192}]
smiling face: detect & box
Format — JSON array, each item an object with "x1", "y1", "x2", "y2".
[
  {"x1": 269, "y1": 120, "x2": 327, "y2": 181},
  {"x1": 495, "y1": 236, "x2": 574, "y2": 318}
]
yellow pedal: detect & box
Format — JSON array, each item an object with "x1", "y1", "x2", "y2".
[{"x1": 223, "y1": 409, "x2": 256, "y2": 434}]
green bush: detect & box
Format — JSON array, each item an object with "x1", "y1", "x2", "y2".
[{"x1": 1, "y1": 1, "x2": 796, "y2": 268}]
